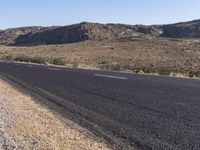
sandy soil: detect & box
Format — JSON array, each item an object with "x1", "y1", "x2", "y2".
[
  {"x1": 1, "y1": 39, "x2": 200, "y2": 77},
  {"x1": 0, "y1": 79, "x2": 110, "y2": 150}
]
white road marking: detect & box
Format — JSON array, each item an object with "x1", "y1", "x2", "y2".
[
  {"x1": 48, "y1": 68, "x2": 61, "y2": 71},
  {"x1": 94, "y1": 74, "x2": 127, "y2": 80}
]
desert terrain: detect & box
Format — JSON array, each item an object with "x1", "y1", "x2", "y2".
[
  {"x1": 0, "y1": 20, "x2": 200, "y2": 78},
  {"x1": 0, "y1": 37, "x2": 200, "y2": 78}
]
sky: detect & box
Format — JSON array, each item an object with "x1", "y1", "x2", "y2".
[{"x1": 0, "y1": 0, "x2": 200, "y2": 29}]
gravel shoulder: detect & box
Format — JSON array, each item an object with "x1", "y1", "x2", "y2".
[{"x1": 0, "y1": 79, "x2": 110, "y2": 150}]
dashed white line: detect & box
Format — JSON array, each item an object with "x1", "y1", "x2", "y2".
[
  {"x1": 94, "y1": 74, "x2": 127, "y2": 80},
  {"x1": 47, "y1": 68, "x2": 61, "y2": 71}
]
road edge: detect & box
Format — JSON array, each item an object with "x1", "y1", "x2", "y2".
[{"x1": 0, "y1": 73, "x2": 131, "y2": 150}]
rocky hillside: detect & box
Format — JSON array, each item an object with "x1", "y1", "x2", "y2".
[
  {"x1": 0, "y1": 19, "x2": 199, "y2": 45},
  {"x1": 0, "y1": 27, "x2": 44, "y2": 45},
  {"x1": 162, "y1": 19, "x2": 200, "y2": 38},
  {"x1": 13, "y1": 23, "x2": 162, "y2": 46}
]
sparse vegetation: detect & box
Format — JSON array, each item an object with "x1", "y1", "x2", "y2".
[
  {"x1": 2, "y1": 54, "x2": 13, "y2": 61},
  {"x1": 73, "y1": 61, "x2": 79, "y2": 68},
  {"x1": 0, "y1": 34, "x2": 200, "y2": 78},
  {"x1": 52, "y1": 58, "x2": 66, "y2": 66},
  {"x1": 157, "y1": 66, "x2": 171, "y2": 76},
  {"x1": 14, "y1": 56, "x2": 47, "y2": 64}
]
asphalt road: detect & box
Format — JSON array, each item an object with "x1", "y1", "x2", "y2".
[{"x1": 0, "y1": 61, "x2": 200, "y2": 150}]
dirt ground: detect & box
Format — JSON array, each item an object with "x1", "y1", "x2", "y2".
[
  {"x1": 1, "y1": 38, "x2": 200, "y2": 77},
  {"x1": 0, "y1": 79, "x2": 110, "y2": 150}
]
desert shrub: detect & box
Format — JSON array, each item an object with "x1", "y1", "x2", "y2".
[
  {"x1": 110, "y1": 47, "x2": 115, "y2": 50},
  {"x1": 110, "y1": 64, "x2": 121, "y2": 71},
  {"x1": 158, "y1": 66, "x2": 171, "y2": 75},
  {"x1": 142, "y1": 66, "x2": 151, "y2": 73},
  {"x1": 2, "y1": 54, "x2": 13, "y2": 61},
  {"x1": 14, "y1": 55, "x2": 31, "y2": 62},
  {"x1": 52, "y1": 58, "x2": 66, "y2": 66},
  {"x1": 31, "y1": 57, "x2": 47, "y2": 64},
  {"x1": 188, "y1": 70, "x2": 200, "y2": 77},
  {"x1": 14, "y1": 56, "x2": 47, "y2": 64},
  {"x1": 98, "y1": 60, "x2": 107, "y2": 65},
  {"x1": 135, "y1": 69, "x2": 144, "y2": 74},
  {"x1": 73, "y1": 61, "x2": 79, "y2": 68}
]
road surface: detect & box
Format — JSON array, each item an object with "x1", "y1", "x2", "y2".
[{"x1": 0, "y1": 61, "x2": 200, "y2": 150}]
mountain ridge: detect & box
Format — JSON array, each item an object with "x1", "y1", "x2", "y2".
[{"x1": 0, "y1": 19, "x2": 199, "y2": 46}]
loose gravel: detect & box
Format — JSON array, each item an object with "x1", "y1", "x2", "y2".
[{"x1": 0, "y1": 79, "x2": 110, "y2": 150}]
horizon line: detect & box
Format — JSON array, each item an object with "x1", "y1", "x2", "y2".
[{"x1": 1, "y1": 18, "x2": 199, "y2": 30}]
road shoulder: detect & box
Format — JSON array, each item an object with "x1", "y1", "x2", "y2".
[{"x1": 0, "y1": 78, "x2": 110, "y2": 149}]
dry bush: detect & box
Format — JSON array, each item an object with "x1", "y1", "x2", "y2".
[
  {"x1": 73, "y1": 61, "x2": 79, "y2": 68},
  {"x1": 0, "y1": 38, "x2": 200, "y2": 78},
  {"x1": 2, "y1": 54, "x2": 13, "y2": 61},
  {"x1": 14, "y1": 56, "x2": 47, "y2": 64},
  {"x1": 52, "y1": 58, "x2": 66, "y2": 66}
]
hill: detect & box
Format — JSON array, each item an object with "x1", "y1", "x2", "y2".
[
  {"x1": 12, "y1": 23, "x2": 162, "y2": 46},
  {"x1": 0, "y1": 19, "x2": 199, "y2": 45},
  {"x1": 162, "y1": 19, "x2": 200, "y2": 38},
  {"x1": 0, "y1": 26, "x2": 43, "y2": 45}
]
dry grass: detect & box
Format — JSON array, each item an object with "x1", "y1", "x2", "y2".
[{"x1": 0, "y1": 37, "x2": 200, "y2": 77}]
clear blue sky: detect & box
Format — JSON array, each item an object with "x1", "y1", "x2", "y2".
[{"x1": 1, "y1": 0, "x2": 200, "y2": 29}]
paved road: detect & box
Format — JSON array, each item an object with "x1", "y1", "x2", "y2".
[{"x1": 0, "y1": 61, "x2": 200, "y2": 150}]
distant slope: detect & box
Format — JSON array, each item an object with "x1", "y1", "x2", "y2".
[
  {"x1": 0, "y1": 27, "x2": 43, "y2": 45},
  {"x1": 14, "y1": 23, "x2": 163, "y2": 45},
  {"x1": 14, "y1": 23, "x2": 91, "y2": 45},
  {"x1": 0, "y1": 19, "x2": 199, "y2": 46},
  {"x1": 12, "y1": 23, "x2": 164, "y2": 46},
  {"x1": 162, "y1": 20, "x2": 200, "y2": 38}
]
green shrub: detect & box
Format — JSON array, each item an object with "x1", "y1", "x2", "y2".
[{"x1": 52, "y1": 58, "x2": 66, "y2": 66}]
